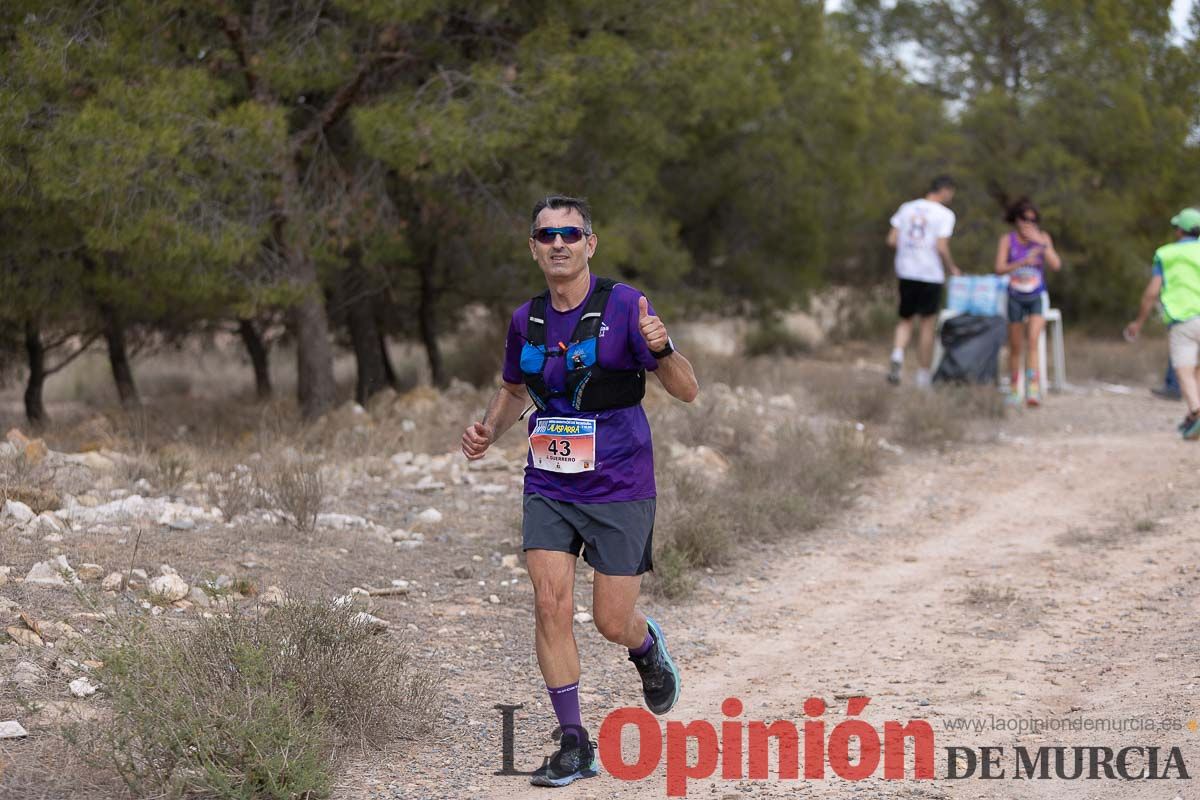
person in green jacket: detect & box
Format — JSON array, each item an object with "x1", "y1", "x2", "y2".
[{"x1": 1125, "y1": 207, "x2": 1200, "y2": 439}]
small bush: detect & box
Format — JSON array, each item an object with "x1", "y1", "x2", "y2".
[
  {"x1": 88, "y1": 599, "x2": 439, "y2": 800},
  {"x1": 2, "y1": 484, "x2": 61, "y2": 514},
  {"x1": 155, "y1": 447, "x2": 191, "y2": 496},
  {"x1": 653, "y1": 422, "x2": 878, "y2": 597},
  {"x1": 204, "y1": 463, "x2": 259, "y2": 522},
  {"x1": 744, "y1": 318, "x2": 812, "y2": 357},
  {"x1": 894, "y1": 390, "x2": 966, "y2": 446},
  {"x1": 444, "y1": 325, "x2": 505, "y2": 388},
  {"x1": 964, "y1": 583, "x2": 1019, "y2": 608},
  {"x1": 812, "y1": 370, "x2": 894, "y2": 424},
  {"x1": 263, "y1": 459, "x2": 325, "y2": 532},
  {"x1": 650, "y1": 543, "x2": 696, "y2": 599}
]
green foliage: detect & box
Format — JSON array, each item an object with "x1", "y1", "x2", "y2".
[
  {"x1": 91, "y1": 599, "x2": 439, "y2": 799},
  {"x1": 2, "y1": 0, "x2": 1199, "y2": 415}
]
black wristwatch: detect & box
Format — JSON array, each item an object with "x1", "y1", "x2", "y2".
[{"x1": 650, "y1": 338, "x2": 674, "y2": 359}]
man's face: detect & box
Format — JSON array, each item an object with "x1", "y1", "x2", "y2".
[
  {"x1": 939, "y1": 187, "x2": 956, "y2": 204},
  {"x1": 528, "y1": 206, "x2": 597, "y2": 283}
]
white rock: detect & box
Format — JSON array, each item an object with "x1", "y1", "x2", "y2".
[
  {"x1": 501, "y1": 554, "x2": 520, "y2": 569},
  {"x1": 133, "y1": 478, "x2": 152, "y2": 493},
  {"x1": 4, "y1": 500, "x2": 34, "y2": 523},
  {"x1": 354, "y1": 612, "x2": 390, "y2": 633},
  {"x1": 390, "y1": 451, "x2": 414, "y2": 466},
  {"x1": 167, "y1": 517, "x2": 195, "y2": 531},
  {"x1": 317, "y1": 513, "x2": 368, "y2": 530},
  {"x1": 131, "y1": 569, "x2": 148, "y2": 580},
  {"x1": 401, "y1": 419, "x2": 416, "y2": 433},
  {"x1": 573, "y1": 612, "x2": 593, "y2": 624},
  {"x1": 69, "y1": 677, "x2": 98, "y2": 698},
  {"x1": 187, "y1": 586, "x2": 212, "y2": 607},
  {"x1": 159, "y1": 564, "x2": 178, "y2": 576},
  {"x1": 414, "y1": 508, "x2": 443, "y2": 526},
  {"x1": 101, "y1": 572, "x2": 124, "y2": 591},
  {"x1": 24, "y1": 555, "x2": 78, "y2": 587},
  {"x1": 0, "y1": 566, "x2": 9, "y2": 586},
  {"x1": 11, "y1": 661, "x2": 44, "y2": 685},
  {"x1": 488, "y1": 594, "x2": 500, "y2": 604},
  {"x1": 35, "y1": 513, "x2": 64, "y2": 533},
  {"x1": 0, "y1": 720, "x2": 27, "y2": 739},
  {"x1": 148, "y1": 574, "x2": 189, "y2": 602}
]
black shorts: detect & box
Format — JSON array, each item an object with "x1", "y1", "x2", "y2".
[
  {"x1": 898, "y1": 278, "x2": 943, "y2": 318},
  {"x1": 522, "y1": 493, "x2": 655, "y2": 576}
]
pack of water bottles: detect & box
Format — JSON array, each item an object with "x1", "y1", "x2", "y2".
[{"x1": 946, "y1": 275, "x2": 1008, "y2": 317}]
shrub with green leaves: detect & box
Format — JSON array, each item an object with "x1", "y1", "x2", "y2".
[{"x1": 90, "y1": 599, "x2": 439, "y2": 799}]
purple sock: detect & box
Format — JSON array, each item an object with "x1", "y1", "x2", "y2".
[
  {"x1": 629, "y1": 629, "x2": 654, "y2": 659},
  {"x1": 547, "y1": 682, "x2": 583, "y2": 740}
]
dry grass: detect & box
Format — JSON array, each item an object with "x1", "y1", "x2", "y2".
[
  {"x1": 202, "y1": 462, "x2": 260, "y2": 522},
  {"x1": 811, "y1": 367, "x2": 894, "y2": 424},
  {"x1": 963, "y1": 583, "x2": 1020, "y2": 608},
  {"x1": 893, "y1": 385, "x2": 1003, "y2": 446},
  {"x1": 651, "y1": 421, "x2": 878, "y2": 597},
  {"x1": 261, "y1": 457, "x2": 326, "y2": 533},
  {"x1": 74, "y1": 598, "x2": 439, "y2": 800},
  {"x1": 1068, "y1": 333, "x2": 1163, "y2": 386}
]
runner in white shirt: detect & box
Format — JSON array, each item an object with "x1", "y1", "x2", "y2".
[{"x1": 886, "y1": 176, "x2": 961, "y2": 386}]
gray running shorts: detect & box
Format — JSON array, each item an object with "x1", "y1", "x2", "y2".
[{"x1": 522, "y1": 493, "x2": 655, "y2": 576}]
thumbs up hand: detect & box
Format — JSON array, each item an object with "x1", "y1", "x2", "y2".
[{"x1": 638, "y1": 295, "x2": 669, "y2": 352}]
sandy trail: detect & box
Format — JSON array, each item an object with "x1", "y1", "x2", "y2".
[{"x1": 364, "y1": 394, "x2": 1200, "y2": 800}]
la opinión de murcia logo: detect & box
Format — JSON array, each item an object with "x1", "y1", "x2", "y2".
[{"x1": 495, "y1": 697, "x2": 1191, "y2": 796}]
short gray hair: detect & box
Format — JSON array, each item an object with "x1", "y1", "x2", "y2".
[{"x1": 530, "y1": 195, "x2": 593, "y2": 235}]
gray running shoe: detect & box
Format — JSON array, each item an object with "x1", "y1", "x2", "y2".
[
  {"x1": 530, "y1": 733, "x2": 599, "y2": 787},
  {"x1": 886, "y1": 359, "x2": 902, "y2": 385},
  {"x1": 629, "y1": 617, "x2": 681, "y2": 715}
]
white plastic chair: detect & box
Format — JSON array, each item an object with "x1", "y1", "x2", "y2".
[{"x1": 932, "y1": 288, "x2": 1066, "y2": 392}]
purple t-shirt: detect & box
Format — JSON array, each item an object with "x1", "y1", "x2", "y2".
[{"x1": 502, "y1": 275, "x2": 660, "y2": 503}]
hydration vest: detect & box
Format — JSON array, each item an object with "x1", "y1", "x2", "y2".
[{"x1": 519, "y1": 278, "x2": 646, "y2": 412}]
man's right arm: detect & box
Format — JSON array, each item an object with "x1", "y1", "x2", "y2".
[
  {"x1": 462, "y1": 381, "x2": 527, "y2": 460},
  {"x1": 886, "y1": 227, "x2": 899, "y2": 249}
]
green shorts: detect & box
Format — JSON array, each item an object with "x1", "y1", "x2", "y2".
[{"x1": 522, "y1": 493, "x2": 655, "y2": 576}]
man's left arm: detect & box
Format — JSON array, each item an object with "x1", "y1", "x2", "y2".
[{"x1": 637, "y1": 296, "x2": 698, "y2": 403}]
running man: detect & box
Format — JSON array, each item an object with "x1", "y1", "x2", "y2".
[
  {"x1": 994, "y1": 198, "x2": 1062, "y2": 406},
  {"x1": 1124, "y1": 207, "x2": 1200, "y2": 439},
  {"x1": 461, "y1": 195, "x2": 699, "y2": 786},
  {"x1": 886, "y1": 175, "x2": 962, "y2": 386}
]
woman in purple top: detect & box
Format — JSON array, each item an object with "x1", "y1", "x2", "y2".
[{"x1": 994, "y1": 198, "x2": 1062, "y2": 406}]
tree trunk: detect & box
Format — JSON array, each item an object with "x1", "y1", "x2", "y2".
[
  {"x1": 100, "y1": 304, "x2": 140, "y2": 408},
  {"x1": 237, "y1": 318, "x2": 273, "y2": 401},
  {"x1": 417, "y1": 255, "x2": 445, "y2": 387},
  {"x1": 280, "y1": 160, "x2": 337, "y2": 419},
  {"x1": 23, "y1": 319, "x2": 48, "y2": 427},
  {"x1": 379, "y1": 330, "x2": 399, "y2": 389},
  {"x1": 342, "y1": 250, "x2": 388, "y2": 405}
]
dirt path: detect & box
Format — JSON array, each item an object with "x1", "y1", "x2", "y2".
[{"x1": 349, "y1": 391, "x2": 1200, "y2": 799}]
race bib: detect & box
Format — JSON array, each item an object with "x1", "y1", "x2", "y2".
[
  {"x1": 530, "y1": 417, "x2": 596, "y2": 473},
  {"x1": 1011, "y1": 266, "x2": 1041, "y2": 293}
]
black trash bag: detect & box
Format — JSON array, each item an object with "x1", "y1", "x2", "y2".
[{"x1": 933, "y1": 315, "x2": 1007, "y2": 385}]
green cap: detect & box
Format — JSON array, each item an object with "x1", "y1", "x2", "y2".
[{"x1": 1171, "y1": 207, "x2": 1200, "y2": 232}]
